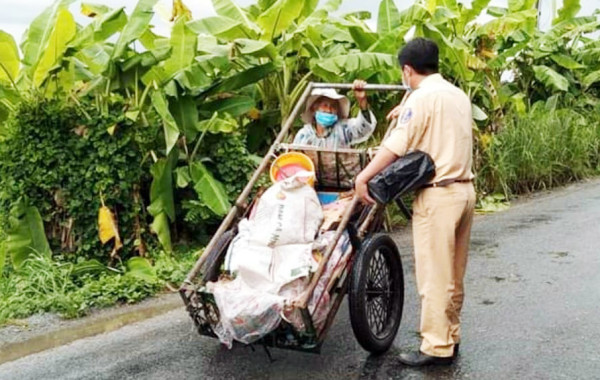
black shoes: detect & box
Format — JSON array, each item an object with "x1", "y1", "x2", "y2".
[
  {"x1": 398, "y1": 344, "x2": 459, "y2": 367},
  {"x1": 398, "y1": 351, "x2": 454, "y2": 367}
]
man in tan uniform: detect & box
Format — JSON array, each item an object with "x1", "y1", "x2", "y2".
[{"x1": 355, "y1": 38, "x2": 476, "y2": 366}]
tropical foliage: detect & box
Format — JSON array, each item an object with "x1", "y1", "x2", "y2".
[{"x1": 0, "y1": 0, "x2": 598, "y2": 322}]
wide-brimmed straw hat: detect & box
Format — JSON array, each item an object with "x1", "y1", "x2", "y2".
[{"x1": 301, "y1": 88, "x2": 350, "y2": 124}]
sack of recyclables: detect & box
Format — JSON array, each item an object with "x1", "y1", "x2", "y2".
[{"x1": 206, "y1": 172, "x2": 351, "y2": 348}]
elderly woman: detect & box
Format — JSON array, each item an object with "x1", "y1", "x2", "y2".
[{"x1": 293, "y1": 80, "x2": 377, "y2": 149}]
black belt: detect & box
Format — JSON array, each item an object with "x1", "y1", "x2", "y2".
[{"x1": 422, "y1": 178, "x2": 472, "y2": 188}]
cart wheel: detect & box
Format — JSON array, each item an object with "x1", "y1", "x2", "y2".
[
  {"x1": 349, "y1": 233, "x2": 404, "y2": 354},
  {"x1": 202, "y1": 230, "x2": 235, "y2": 283}
]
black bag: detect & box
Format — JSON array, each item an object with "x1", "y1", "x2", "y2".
[{"x1": 367, "y1": 150, "x2": 435, "y2": 204}]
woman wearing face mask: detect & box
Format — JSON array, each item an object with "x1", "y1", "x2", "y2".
[{"x1": 293, "y1": 79, "x2": 376, "y2": 149}]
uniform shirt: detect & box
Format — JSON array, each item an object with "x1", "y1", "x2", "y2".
[
  {"x1": 293, "y1": 109, "x2": 376, "y2": 149},
  {"x1": 383, "y1": 74, "x2": 474, "y2": 183}
]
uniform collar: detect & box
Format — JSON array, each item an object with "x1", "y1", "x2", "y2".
[{"x1": 416, "y1": 73, "x2": 444, "y2": 89}]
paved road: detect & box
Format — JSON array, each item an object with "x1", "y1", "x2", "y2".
[{"x1": 2, "y1": 180, "x2": 600, "y2": 380}]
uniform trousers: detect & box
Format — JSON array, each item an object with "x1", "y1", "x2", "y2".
[{"x1": 411, "y1": 182, "x2": 476, "y2": 357}]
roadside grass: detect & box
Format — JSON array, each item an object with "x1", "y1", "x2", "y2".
[
  {"x1": 476, "y1": 106, "x2": 600, "y2": 199},
  {"x1": 0, "y1": 249, "x2": 198, "y2": 326}
]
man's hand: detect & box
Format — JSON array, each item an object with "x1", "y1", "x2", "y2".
[
  {"x1": 355, "y1": 173, "x2": 376, "y2": 205},
  {"x1": 354, "y1": 147, "x2": 399, "y2": 205},
  {"x1": 386, "y1": 91, "x2": 412, "y2": 120},
  {"x1": 386, "y1": 103, "x2": 403, "y2": 120},
  {"x1": 353, "y1": 79, "x2": 368, "y2": 110}
]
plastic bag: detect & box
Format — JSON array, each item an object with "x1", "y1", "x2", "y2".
[
  {"x1": 208, "y1": 278, "x2": 284, "y2": 348},
  {"x1": 367, "y1": 150, "x2": 435, "y2": 204},
  {"x1": 308, "y1": 231, "x2": 352, "y2": 331}
]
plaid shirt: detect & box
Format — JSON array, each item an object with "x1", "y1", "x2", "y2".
[{"x1": 293, "y1": 110, "x2": 377, "y2": 149}]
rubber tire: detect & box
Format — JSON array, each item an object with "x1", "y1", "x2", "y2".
[
  {"x1": 202, "y1": 230, "x2": 235, "y2": 283},
  {"x1": 348, "y1": 233, "x2": 404, "y2": 354}
]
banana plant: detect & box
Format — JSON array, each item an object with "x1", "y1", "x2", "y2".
[
  {"x1": 0, "y1": 0, "x2": 76, "y2": 123},
  {"x1": 3, "y1": 199, "x2": 51, "y2": 270}
]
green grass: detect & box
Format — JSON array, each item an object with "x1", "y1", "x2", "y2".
[
  {"x1": 0, "y1": 249, "x2": 198, "y2": 326},
  {"x1": 476, "y1": 106, "x2": 600, "y2": 197}
]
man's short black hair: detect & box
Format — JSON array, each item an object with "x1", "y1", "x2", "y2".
[{"x1": 398, "y1": 38, "x2": 439, "y2": 75}]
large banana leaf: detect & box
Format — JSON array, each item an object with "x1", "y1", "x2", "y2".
[
  {"x1": 348, "y1": 26, "x2": 378, "y2": 51},
  {"x1": 257, "y1": 0, "x2": 304, "y2": 41},
  {"x1": 199, "y1": 96, "x2": 255, "y2": 118},
  {"x1": 423, "y1": 23, "x2": 474, "y2": 81},
  {"x1": 0, "y1": 86, "x2": 22, "y2": 124},
  {"x1": 169, "y1": 95, "x2": 198, "y2": 141},
  {"x1": 151, "y1": 91, "x2": 180, "y2": 155},
  {"x1": 121, "y1": 47, "x2": 171, "y2": 72},
  {"x1": 550, "y1": 54, "x2": 585, "y2": 70},
  {"x1": 163, "y1": 16, "x2": 197, "y2": 79},
  {"x1": 199, "y1": 62, "x2": 277, "y2": 97},
  {"x1": 508, "y1": 0, "x2": 537, "y2": 12},
  {"x1": 148, "y1": 155, "x2": 176, "y2": 221},
  {"x1": 70, "y1": 7, "x2": 127, "y2": 49},
  {"x1": 321, "y1": 0, "x2": 342, "y2": 12},
  {"x1": 378, "y1": 0, "x2": 401, "y2": 34},
  {"x1": 0, "y1": 32, "x2": 19, "y2": 85},
  {"x1": 196, "y1": 112, "x2": 238, "y2": 133},
  {"x1": 460, "y1": 0, "x2": 491, "y2": 27},
  {"x1": 173, "y1": 63, "x2": 213, "y2": 91},
  {"x1": 0, "y1": 242, "x2": 6, "y2": 274},
  {"x1": 311, "y1": 52, "x2": 397, "y2": 82},
  {"x1": 188, "y1": 17, "x2": 256, "y2": 41},
  {"x1": 151, "y1": 212, "x2": 172, "y2": 253},
  {"x1": 81, "y1": 3, "x2": 111, "y2": 17},
  {"x1": 212, "y1": 0, "x2": 259, "y2": 33},
  {"x1": 111, "y1": 0, "x2": 158, "y2": 62},
  {"x1": 21, "y1": 0, "x2": 74, "y2": 78},
  {"x1": 5, "y1": 201, "x2": 51, "y2": 270},
  {"x1": 553, "y1": 0, "x2": 581, "y2": 26},
  {"x1": 533, "y1": 65, "x2": 569, "y2": 92},
  {"x1": 126, "y1": 257, "x2": 157, "y2": 281},
  {"x1": 33, "y1": 9, "x2": 76, "y2": 87},
  {"x1": 478, "y1": 9, "x2": 537, "y2": 38},
  {"x1": 190, "y1": 162, "x2": 230, "y2": 216},
  {"x1": 300, "y1": 0, "x2": 319, "y2": 19},
  {"x1": 290, "y1": 9, "x2": 328, "y2": 38},
  {"x1": 232, "y1": 39, "x2": 276, "y2": 59},
  {"x1": 542, "y1": 16, "x2": 599, "y2": 44},
  {"x1": 76, "y1": 44, "x2": 112, "y2": 75},
  {"x1": 148, "y1": 153, "x2": 177, "y2": 252},
  {"x1": 582, "y1": 70, "x2": 600, "y2": 89}
]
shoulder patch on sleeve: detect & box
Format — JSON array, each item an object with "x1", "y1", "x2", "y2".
[{"x1": 400, "y1": 108, "x2": 412, "y2": 124}]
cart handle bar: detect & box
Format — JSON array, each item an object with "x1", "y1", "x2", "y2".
[{"x1": 312, "y1": 83, "x2": 408, "y2": 91}]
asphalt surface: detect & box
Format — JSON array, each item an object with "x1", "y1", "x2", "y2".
[{"x1": 1, "y1": 179, "x2": 600, "y2": 380}]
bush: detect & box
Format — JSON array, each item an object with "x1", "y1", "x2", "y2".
[
  {"x1": 0, "y1": 95, "x2": 159, "y2": 260},
  {"x1": 178, "y1": 132, "x2": 260, "y2": 239}
]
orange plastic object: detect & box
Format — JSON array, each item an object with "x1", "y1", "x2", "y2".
[{"x1": 270, "y1": 152, "x2": 315, "y2": 186}]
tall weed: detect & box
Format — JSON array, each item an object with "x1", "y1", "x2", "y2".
[{"x1": 477, "y1": 106, "x2": 600, "y2": 197}]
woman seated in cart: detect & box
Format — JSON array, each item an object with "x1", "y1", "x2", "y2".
[{"x1": 293, "y1": 79, "x2": 377, "y2": 149}]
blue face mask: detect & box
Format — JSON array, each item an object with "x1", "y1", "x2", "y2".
[{"x1": 315, "y1": 111, "x2": 338, "y2": 127}]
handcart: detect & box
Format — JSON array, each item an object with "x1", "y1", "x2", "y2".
[{"x1": 180, "y1": 83, "x2": 411, "y2": 354}]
